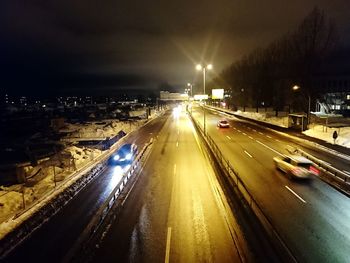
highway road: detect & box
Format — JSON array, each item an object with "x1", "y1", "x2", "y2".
[
  {"x1": 88, "y1": 105, "x2": 251, "y2": 262},
  {"x1": 191, "y1": 104, "x2": 350, "y2": 262},
  {"x1": 4, "y1": 113, "x2": 169, "y2": 263}
]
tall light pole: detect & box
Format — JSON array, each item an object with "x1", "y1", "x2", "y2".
[
  {"x1": 187, "y1": 83, "x2": 193, "y2": 97},
  {"x1": 196, "y1": 64, "x2": 213, "y2": 135},
  {"x1": 196, "y1": 64, "x2": 212, "y2": 95},
  {"x1": 292, "y1": 85, "x2": 311, "y2": 129}
]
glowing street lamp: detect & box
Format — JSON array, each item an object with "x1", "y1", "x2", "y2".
[
  {"x1": 187, "y1": 83, "x2": 193, "y2": 97},
  {"x1": 196, "y1": 64, "x2": 213, "y2": 136},
  {"x1": 292, "y1": 85, "x2": 311, "y2": 128},
  {"x1": 196, "y1": 64, "x2": 213, "y2": 95}
]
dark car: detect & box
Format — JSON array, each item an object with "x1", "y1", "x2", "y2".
[{"x1": 109, "y1": 143, "x2": 138, "y2": 166}]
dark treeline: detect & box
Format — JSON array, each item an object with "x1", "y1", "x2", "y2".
[{"x1": 211, "y1": 7, "x2": 338, "y2": 113}]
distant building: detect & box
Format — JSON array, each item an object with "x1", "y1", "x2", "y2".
[{"x1": 313, "y1": 49, "x2": 350, "y2": 115}]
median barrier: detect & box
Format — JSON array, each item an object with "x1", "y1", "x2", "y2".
[{"x1": 189, "y1": 109, "x2": 297, "y2": 263}]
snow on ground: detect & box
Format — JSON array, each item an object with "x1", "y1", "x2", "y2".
[
  {"x1": 234, "y1": 110, "x2": 289, "y2": 127},
  {"x1": 233, "y1": 110, "x2": 350, "y2": 148},
  {"x1": 0, "y1": 113, "x2": 159, "y2": 225},
  {"x1": 62, "y1": 120, "x2": 141, "y2": 139},
  {"x1": 303, "y1": 124, "x2": 350, "y2": 148}
]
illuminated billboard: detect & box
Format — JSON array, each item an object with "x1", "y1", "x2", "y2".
[
  {"x1": 194, "y1": 94, "x2": 208, "y2": 100},
  {"x1": 212, "y1": 89, "x2": 224, "y2": 99}
]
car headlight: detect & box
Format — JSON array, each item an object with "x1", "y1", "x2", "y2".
[
  {"x1": 113, "y1": 154, "x2": 120, "y2": 161},
  {"x1": 125, "y1": 153, "x2": 132, "y2": 160}
]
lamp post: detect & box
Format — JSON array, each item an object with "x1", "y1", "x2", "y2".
[
  {"x1": 292, "y1": 85, "x2": 311, "y2": 129},
  {"x1": 196, "y1": 64, "x2": 212, "y2": 135},
  {"x1": 187, "y1": 83, "x2": 193, "y2": 97},
  {"x1": 196, "y1": 64, "x2": 212, "y2": 95}
]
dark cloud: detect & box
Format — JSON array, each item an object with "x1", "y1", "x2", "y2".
[{"x1": 1, "y1": 0, "x2": 349, "y2": 96}]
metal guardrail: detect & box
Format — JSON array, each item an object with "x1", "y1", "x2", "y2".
[
  {"x1": 188, "y1": 110, "x2": 297, "y2": 262},
  {"x1": 295, "y1": 148, "x2": 350, "y2": 195}
]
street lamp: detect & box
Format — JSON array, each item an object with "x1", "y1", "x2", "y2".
[
  {"x1": 196, "y1": 64, "x2": 213, "y2": 95},
  {"x1": 292, "y1": 85, "x2": 311, "y2": 128},
  {"x1": 187, "y1": 83, "x2": 193, "y2": 97},
  {"x1": 196, "y1": 64, "x2": 213, "y2": 136}
]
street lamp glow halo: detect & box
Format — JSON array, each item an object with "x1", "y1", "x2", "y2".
[
  {"x1": 207, "y1": 64, "x2": 213, "y2": 70},
  {"x1": 292, "y1": 85, "x2": 300, "y2": 91},
  {"x1": 196, "y1": 64, "x2": 202, "y2": 70}
]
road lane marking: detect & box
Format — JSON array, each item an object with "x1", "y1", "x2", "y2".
[
  {"x1": 237, "y1": 130, "x2": 242, "y2": 133},
  {"x1": 266, "y1": 135, "x2": 272, "y2": 138},
  {"x1": 226, "y1": 136, "x2": 231, "y2": 140},
  {"x1": 248, "y1": 136, "x2": 253, "y2": 140},
  {"x1": 253, "y1": 129, "x2": 257, "y2": 132},
  {"x1": 256, "y1": 140, "x2": 283, "y2": 156},
  {"x1": 275, "y1": 139, "x2": 280, "y2": 142},
  {"x1": 176, "y1": 141, "x2": 179, "y2": 147},
  {"x1": 233, "y1": 127, "x2": 237, "y2": 130},
  {"x1": 244, "y1": 150, "x2": 253, "y2": 158},
  {"x1": 242, "y1": 132, "x2": 247, "y2": 136},
  {"x1": 165, "y1": 227, "x2": 172, "y2": 263},
  {"x1": 174, "y1": 164, "x2": 177, "y2": 175},
  {"x1": 343, "y1": 170, "x2": 350, "y2": 175},
  {"x1": 258, "y1": 132, "x2": 263, "y2": 135},
  {"x1": 285, "y1": 186, "x2": 307, "y2": 203}
]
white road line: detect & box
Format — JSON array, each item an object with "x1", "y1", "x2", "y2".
[
  {"x1": 266, "y1": 135, "x2": 272, "y2": 138},
  {"x1": 174, "y1": 164, "x2": 177, "y2": 175},
  {"x1": 248, "y1": 136, "x2": 253, "y2": 140},
  {"x1": 176, "y1": 141, "x2": 179, "y2": 147},
  {"x1": 242, "y1": 132, "x2": 247, "y2": 136},
  {"x1": 258, "y1": 132, "x2": 263, "y2": 135},
  {"x1": 237, "y1": 130, "x2": 242, "y2": 133},
  {"x1": 285, "y1": 186, "x2": 307, "y2": 203},
  {"x1": 165, "y1": 227, "x2": 172, "y2": 263},
  {"x1": 343, "y1": 170, "x2": 350, "y2": 175},
  {"x1": 275, "y1": 139, "x2": 280, "y2": 142},
  {"x1": 233, "y1": 127, "x2": 237, "y2": 130},
  {"x1": 253, "y1": 129, "x2": 257, "y2": 132},
  {"x1": 244, "y1": 150, "x2": 253, "y2": 158},
  {"x1": 226, "y1": 136, "x2": 231, "y2": 140},
  {"x1": 286, "y1": 145, "x2": 292, "y2": 148},
  {"x1": 256, "y1": 140, "x2": 284, "y2": 156}
]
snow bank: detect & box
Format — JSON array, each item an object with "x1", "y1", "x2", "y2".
[
  {"x1": 303, "y1": 125, "x2": 350, "y2": 148},
  {"x1": 235, "y1": 110, "x2": 289, "y2": 127}
]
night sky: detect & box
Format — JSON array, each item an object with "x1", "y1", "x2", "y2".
[{"x1": 1, "y1": 0, "x2": 349, "y2": 96}]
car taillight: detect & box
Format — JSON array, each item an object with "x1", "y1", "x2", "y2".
[{"x1": 309, "y1": 166, "x2": 319, "y2": 175}]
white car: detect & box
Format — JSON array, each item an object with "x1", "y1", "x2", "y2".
[
  {"x1": 217, "y1": 120, "x2": 230, "y2": 128},
  {"x1": 273, "y1": 155, "x2": 319, "y2": 179}
]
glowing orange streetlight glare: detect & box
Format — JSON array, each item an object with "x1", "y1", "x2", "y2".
[
  {"x1": 207, "y1": 64, "x2": 213, "y2": 70},
  {"x1": 292, "y1": 85, "x2": 300, "y2": 91},
  {"x1": 196, "y1": 64, "x2": 202, "y2": 70}
]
